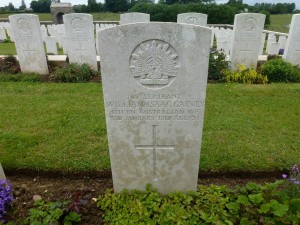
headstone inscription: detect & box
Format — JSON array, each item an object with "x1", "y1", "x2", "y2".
[
  {"x1": 120, "y1": 13, "x2": 150, "y2": 25},
  {"x1": 283, "y1": 14, "x2": 300, "y2": 66},
  {"x1": 98, "y1": 22, "x2": 211, "y2": 194},
  {"x1": 64, "y1": 13, "x2": 97, "y2": 70},
  {"x1": 177, "y1": 13, "x2": 208, "y2": 26},
  {"x1": 230, "y1": 13, "x2": 265, "y2": 69},
  {"x1": 9, "y1": 14, "x2": 49, "y2": 75}
]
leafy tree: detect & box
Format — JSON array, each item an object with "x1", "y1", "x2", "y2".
[
  {"x1": 30, "y1": 0, "x2": 51, "y2": 13},
  {"x1": 105, "y1": 0, "x2": 130, "y2": 12},
  {"x1": 19, "y1": 0, "x2": 27, "y2": 10},
  {"x1": 8, "y1": 2, "x2": 15, "y2": 11}
]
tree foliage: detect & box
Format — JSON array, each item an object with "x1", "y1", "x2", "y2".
[{"x1": 30, "y1": 0, "x2": 51, "y2": 13}]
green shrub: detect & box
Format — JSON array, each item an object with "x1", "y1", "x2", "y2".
[
  {"x1": 50, "y1": 63, "x2": 100, "y2": 83},
  {"x1": 24, "y1": 200, "x2": 81, "y2": 225},
  {"x1": 97, "y1": 182, "x2": 300, "y2": 224},
  {"x1": 208, "y1": 49, "x2": 229, "y2": 82},
  {"x1": 0, "y1": 72, "x2": 41, "y2": 82},
  {"x1": 261, "y1": 58, "x2": 299, "y2": 83},
  {"x1": 224, "y1": 65, "x2": 268, "y2": 84},
  {"x1": 292, "y1": 66, "x2": 300, "y2": 83}
]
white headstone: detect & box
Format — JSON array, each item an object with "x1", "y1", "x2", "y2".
[
  {"x1": 216, "y1": 28, "x2": 231, "y2": 55},
  {"x1": 0, "y1": 27, "x2": 7, "y2": 40},
  {"x1": 120, "y1": 13, "x2": 150, "y2": 25},
  {"x1": 278, "y1": 36, "x2": 287, "y2": 49},
  {"x1": 40, "y1": 26, "x2": 48, "y2": 41},
  {"x1": 0, "y1": 163, "x2": 6, "y2": 180},
  {"x1": 177, "y1": 13, "x2": 208, "y2": 26},
  {"x1": 64, "y1": 13, "x2": 97, "y2": 70},
  {"x1": 6, "y1": 25, "x2": 14, "y2": 42},
  {"x1": 283, "y1": 14, "x2": 300, "y2": 65},
  {"x1": 266, "y1": 32, "x2": 276, "y2": 54},
  {"x1": 259, "y1": 33, "x2": 266, "y2": 55},
  {"x1": 45, "y1": 36, "x2": 58, "y2": 55},
  {"x1": 97, "y1": 22, "x2": 211, "y2": 194},
  {"x1": 9, "y1": 14, "x2": 49, "y2": 74},
  {"x1": 268, "y1": 42, "x2": 280, "y2": 55},
  {"x1": 230, "y1": 13, "x2": 265, "y2": 69}
]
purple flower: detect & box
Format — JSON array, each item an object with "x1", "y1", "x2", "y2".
[
  {"x1": 0, "y1": 179, "x2": 13, "y2": 222},
  {"x1": 282, "y1": 174, "x2": 288, "y2": 179}
]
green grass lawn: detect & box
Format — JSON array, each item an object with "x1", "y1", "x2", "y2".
[
  {"x1": 0, "y1": 82, "x2": 299, "y2": 173},
  {"x1": 269, "y1": 14, "x2": 293, "y2": 33},
  {"x1": 0, "y1": 42, "x2": 16, "y2": 55}
]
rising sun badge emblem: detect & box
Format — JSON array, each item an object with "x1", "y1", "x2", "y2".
[{"x1": 130, "y1": 40, "x2": 180, "y2": 89}]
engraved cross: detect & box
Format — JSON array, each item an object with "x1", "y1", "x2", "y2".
[
  {"x1": 135, "y1": 125, "x2": 174, "y2": 181},
  {"x1": 74, "y1": 42, "x2": 87, "y2": 58}
]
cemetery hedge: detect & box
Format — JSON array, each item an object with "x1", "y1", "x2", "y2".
[{"x1": 0, "y1": 82, "x2": 299, "y2": 173}]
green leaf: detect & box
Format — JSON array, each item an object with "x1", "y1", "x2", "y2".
[
  {"x1": 258, "y1": 203, "x2": 271, "y2": 214},
  {"x1": 237, "y1": 195, "x2": 250, "y2": 205},
  {"x1": 248, "y1": 193, "x2": 264, "y2": 205},
  {"x1": 269, "y1": 200, "x2": 289, "y2": 217},
  {"x1": 226, "y1": 202, "x2": 240, "y2": 214},
  {"x1": 240, "y1": 217, "x2": 250, "y2": 225},
  {"x1": 290, "y1": 198, "x2": 300, "y2": 211}
]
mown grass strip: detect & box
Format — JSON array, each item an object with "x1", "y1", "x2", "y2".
[{"x1": 0, "y1": 83, "x2": 299, "y2": 172}]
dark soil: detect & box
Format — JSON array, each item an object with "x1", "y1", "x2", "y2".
[{"x1": 4, "y1": 169, "x2": 283, "y2": 224}]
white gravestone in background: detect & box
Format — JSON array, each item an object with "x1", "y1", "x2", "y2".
[
  {"x1": 98, "y1": 22, "x2": 211, "y2": 194},
  {"x1": 177, "y1": 13, "x2": 207, "y2": 26},
  {"x1": 259, "y1": 33, "x2": 266, "y2": 55},
  {"x1": 0, "y1": 27, "x2": 7, "y2": 40},
  {"x1": 230, "y1": 13, "x2": 265, "y2": 69},
  {"x1": 0, "y1": 163, "x2": 6, "y2": 180},
  {"x1": 266, "y1": 32, "x2": 276, "y2": 54},
  {"x1": 64, "y1": 13, "x2": 97, "y2": 70},
  {"x1": 268, "y1": 42, "x2": 280, "y2": 55},
  {"x1": 278, "y1": 36, "x2": 287, "y2": 50},
  {"x1": 45, "y1": 36, "x2": 58, "y2": 55},
  {"x1": 283, "y1": 14, "x2": 300, "y2": 66},
  {"x1": 9, "y1": 14, "x2": 49, "y2": 74},
  {"x1": 6, "y1": 25, "x2": 14, "y2": 42},
  {"x1": 120, "y1": 13, "x2": 150, "y2": 25}
]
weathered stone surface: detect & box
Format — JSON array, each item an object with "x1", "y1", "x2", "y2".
[
  {"x1": 259, "y1": 33, "x2": 266, "y2": 55},
  {"x1": 0, "y1": 26, "x2": 7, "y2": 40},
  {"x1": 120, "y1": 13, "x2": 150, "y2": 25},
  {"x1": 0, "y1": 163, "x2": 6, "y2": 180},
  {"x1": 9, "y1": 14, "x2": 49, "y2": 74},
  {"x1": 266, "y1": 32, "x2": 276, "y2": 54},
  {"x1": 278, "y1": 36, "x2": 287, "y2": 49},
  {"x1": 268, "y1": 42, "x2": 280, "y2": 55},
  {"x1": 177, "y1": 13, "x2": 207, "y2": 26},
  {"x1": 230, "y1": 13, "x2": 265, "y2": 69},
  {"x1": 6, "y1": 25, "x2": 14, "y2": 42},
  {"x1": 283, "y1": 14, "x2": 300, "y2": 65},
  {"x1": 98, "y1": 22, "x2": 211, "y2": 194},
  {"x1": 45, "y1": 36, "x2": 58, "y2": 55},
  {"x1": 64, "y1": 13, "x2": 97, "y2": 70}
]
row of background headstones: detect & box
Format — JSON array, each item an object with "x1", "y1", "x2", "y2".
[
  {"x1": 3, "y1": 12, "x2": 300, "y2": 75},
  {"x1": 0, "y1": 20, "x2": 289, "y2": 57}
]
